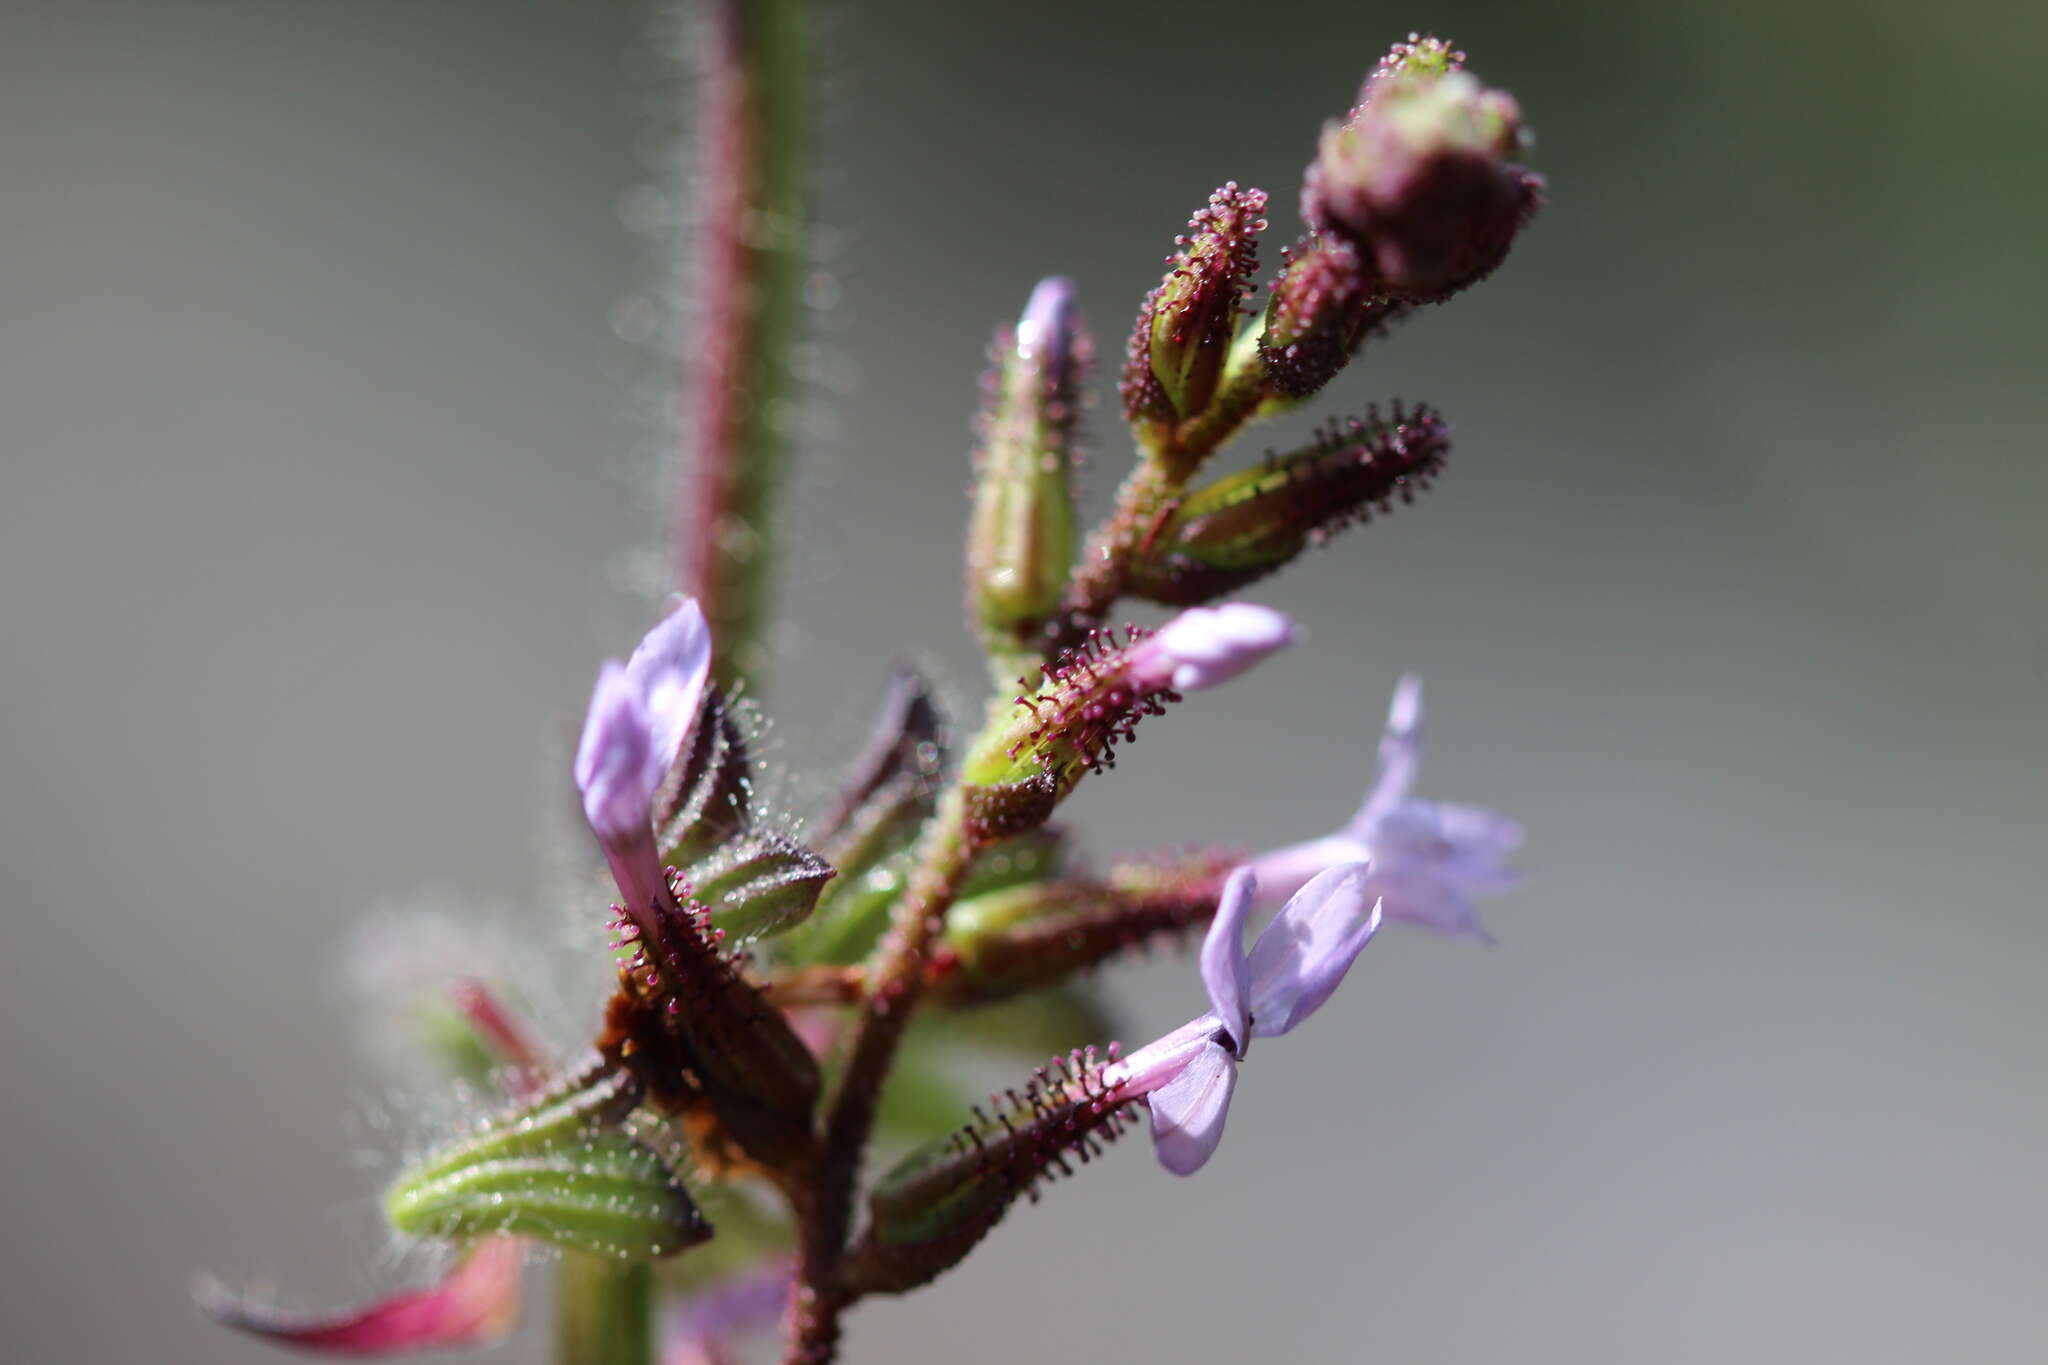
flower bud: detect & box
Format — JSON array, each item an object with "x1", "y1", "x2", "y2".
[
  {"x1": 1119, "y1": 184, "x2": 1268, "y2": 432},
  {"x1": 961, "y1": 607, "x2": 1292, "y2": 841},
  {"x1": 678, "y1": 829, "x2": 835, "y2": 943},
  {"x1": 850, "y1": 1049, "x2": 1137, "y2": 1295},
  {"x1": 967, "y1": 278, "x2": 1088, "y2": 651},
  {"x1": 385, "y1": 1067, "x2": 712, "y2": 1261},
  {"x1": 1303, "y1": 36, "x2": 1542, "y2": 304},
  {"x1": 940, "y1": 870, "x2": 1221, "y2": 1000},
  {"x1": 1129, "y1": 403, "x2": 1450, "y2": 604},
  {"x1": 1257, "y1": 233, "x2": 1371, "y2": 399}
]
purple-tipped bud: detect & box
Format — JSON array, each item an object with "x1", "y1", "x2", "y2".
[
  {"x1": 1127, "y1": 602, "x2": 1294, "y2": 692},
  {"x1": 1120, "y1": 183, "x2": 1269, "y2": 431},
  {"x1": 1129, "y1": 404, "x2": 1450, "y2": 605},
  {"x1": 575, "y1": 602, "x2": 713, "y2": 936},
  {"x1": 1303, "y1": 36, "x2": 1543, "y2": 304},
  {"x1": 960, "y1": 605, "x2": 1293, "y2": 841},
  {"x1": 968, "y1": 277, "x2": 1089, "y2": 649}
]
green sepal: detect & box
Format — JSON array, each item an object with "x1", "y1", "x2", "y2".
[
  {"x1": 656, "y1": 1185, "x2": 794, "y2": 1294},
  {"x1": 655, "y1": 687, "x2": 753, "y2": 869},
  {"x1": 385, "y1": 1067, "x2": 711, "y2": 1262},
  {"x1": 961, "y1": 773, "x2": 1060, "y2": 844},
  {"x1": 1129, "y1": 405, "x2": 1449, "y2": 606},
  {"x1": 679, "y1": 830, "x2": 835, "y2": 943},
  {"x1": 792, "y1": 848, "x2": 912, "y2": 965}
]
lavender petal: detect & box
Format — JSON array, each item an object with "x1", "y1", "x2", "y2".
[
  {"x1": 1145, "y1": 1039, "x2": 1238, "y2": 1176},
  {"x1": 1245, "y1": 863, "x2": 1382, "y2": 1037},
  {"x1": 1200, "y1": 868, "x2": 1256, "y2": 1055}
]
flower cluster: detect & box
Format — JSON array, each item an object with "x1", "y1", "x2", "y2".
[{"x1": 201, "y1": 27, "x2": 1538, "y2": 1365}]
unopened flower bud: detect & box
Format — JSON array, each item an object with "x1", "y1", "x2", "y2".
[
  {"x1": 385, "y1": 1067, "x2": 711, "y2": 1261},
  {"x1": 940, "y1": 867, "x2": 1223, "y2": 1001},
  {"x1": 1303, "y1": 36, "x2": 1542, "y2": 304},
  {"x1": 1257, "y1": 233, "x2": 1372, "y2": 399},
  {"x1": 679, "y1": 829, "x2": 835, "y2": 943},
  {"x1": 1130, "y1": 404, "x2": 1450, "y2": 605},
  {"x1": 967, "y1": 278, "x2": 1088, "y2": 651},
  {"x1": 852, "y1": 1048, "x2": 1139, "y2": 1295},
  {"x1": 1119, "y1": 184, "x2": 1268, "y2": 432}
]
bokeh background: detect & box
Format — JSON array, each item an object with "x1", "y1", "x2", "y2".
[{"x1": 5, "y1": 1, "x2": 2045, "y2": 1361}]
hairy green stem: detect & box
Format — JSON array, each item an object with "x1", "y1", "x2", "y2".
[
  {"x1": 682, "y1": 0, "x2": 810, "y2": 693},
  {"x1": 555, "y1": 1255, "x2": 654, "y2": 1365}
]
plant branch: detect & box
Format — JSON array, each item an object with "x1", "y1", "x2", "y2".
[
  {"x1": 681, "y1": 0, "x2": 810, "y2": 692},
  {"x1": 784, "y1": 789, "x2": 979, "y2": 1361}
]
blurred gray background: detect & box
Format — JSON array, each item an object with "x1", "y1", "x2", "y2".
[{"x1": 5, "y1": 0, "x2": 2045, "y2": 1361}]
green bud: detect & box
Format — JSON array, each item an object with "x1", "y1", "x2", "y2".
[
  {"x1": 385, "y1": 1068, "x2": 711, "y2": 1261},
  {"x1": 1129, "y1": 403, "x2": 1450, "y2": 605},
  {"x1": 967, "y1": 278, "x2": 1086, "y2": 652},
  {"x1": 941, "y1": 870, "x2": 1221, "y2": 1000},
  {"x1": 678, "y1": 829, "x2": 835, "y2": 942},
  {"x1": 851, "y1": 1049, "x2": 1134, "y2": 1296},
  {"x1": 1120, "y1": 184, "x2": 1268, "y2": 431}
]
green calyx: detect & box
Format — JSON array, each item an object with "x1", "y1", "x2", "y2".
[{"x1": 385, "y1": 1068, "x2": 710, "y2": 1262}]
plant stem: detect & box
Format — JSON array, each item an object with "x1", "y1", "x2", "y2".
[
  {"x1": 1049, "y1": 457, "x2": 1176, "y2": 654},
  {"x1": 681, "y1": 0, "x2": 810, "y2": 693},
  {"x1": 1050, "y1": 335, "x2": 1275, "y2": 655},
  {"x1": 555, "y1": 1255, "x2": 654, "y2": 1365},
  {"x1": 784, "y1": 789, "x2": 978, "y2": 1362}
]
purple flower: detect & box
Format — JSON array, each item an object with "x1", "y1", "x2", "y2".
[
  {"x1": 1103, "y1": 864, "x2": 1382, "y2": 1175},
  {"x1": 1250, "y1": 673, "x2": 1521, "y2": 940},
  {"x1": 1127, "y1": 602, "x2": 1296, "y2": 692},
  {"x1": 573, "y1": 600, "x2": 712, "y2": 935}
]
